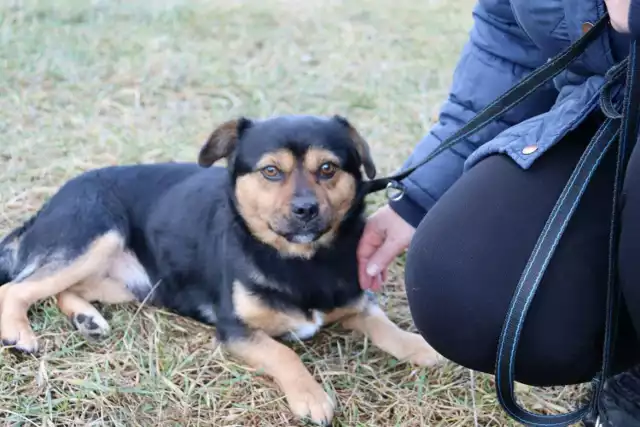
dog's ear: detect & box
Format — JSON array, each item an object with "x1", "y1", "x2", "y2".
[
  {"x1": 332, "y1": 115, "x2": 376, "y2": 179},
  {"x1": 198, "y1": 117, "x2": 253, "y2": 167}
]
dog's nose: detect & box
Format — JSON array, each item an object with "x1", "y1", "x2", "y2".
[{"x1": 291, "y1": 197, "x2": 319, "y2": 221}]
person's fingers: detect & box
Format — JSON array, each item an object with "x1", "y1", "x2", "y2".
[
  {"x1": 358, "y1": 259, "x2": 373, "y2": 290},
  {"x1": 373, "y1": 271, "x2": 385, "y2": 292},
  {"x1": 365, "y1": 238, "x2": 405, "y2": 285},
  {"x1": 357, "y1": 205, "x2": 414, "y2": 291},
  {"x1": 357, "y1": 221, "x2": 385, "y2": 289},
  {"x1": 356, "y1": 221, "x2": 384, "y2": 261}
]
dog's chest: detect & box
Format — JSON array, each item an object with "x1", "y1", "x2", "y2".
[
  {"x1": 232, "y1": 278, "x2": 329, "y2": 340},
  {"x1": 233, "y1": 263, "x2": 360, "y2": 340},
  {"x1": 280, "y1": 310, "x2": 325, "y2": 341},
  {"x1": 247, "y1": 259, "x2": 360, "y2": 310},
  {"x1": 232, "y1": 246, "x2": 362, "y2": 340}
]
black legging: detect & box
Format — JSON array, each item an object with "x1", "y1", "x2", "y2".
[{"x1": 405, "y1": 112, "x2": 640, "y2": 387}]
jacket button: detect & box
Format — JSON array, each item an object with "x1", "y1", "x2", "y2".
[
  {"x1": 522, "y1": 144, "x2": 538, "y2": 155},
  {"x1": 582, "y1": 22, "x2": 594, "y2": 34}
]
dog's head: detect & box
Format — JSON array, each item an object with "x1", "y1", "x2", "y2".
[{"x1": 198, "y1": 115, "x2": 376, "y2": 258}]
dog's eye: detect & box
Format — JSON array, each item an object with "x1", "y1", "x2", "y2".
[
  {"x1": 318, "y1": 162, "x2": 337, "y2": 179},
  {"x1": 261, "y1": 165, "x2": 282, "y2": 180}
]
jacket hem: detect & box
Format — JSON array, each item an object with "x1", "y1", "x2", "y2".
[{"x1": 389, "y1": 194, "x2": 430, "y2": 229}]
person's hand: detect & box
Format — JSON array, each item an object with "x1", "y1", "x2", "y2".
[
  {"x1": 605, "y1": 0, "x2": 632, "y2": 33},
  {"x1": 356, "y1": 204, "x2": 416, "y2": 291}
]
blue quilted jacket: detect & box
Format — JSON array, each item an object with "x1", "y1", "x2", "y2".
[{"x1": 390, "y1": 0, "x2": 640, "y2": 228}]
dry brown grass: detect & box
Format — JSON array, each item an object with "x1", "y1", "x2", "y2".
[{"x1": 0, "y1": 1, "x2": 588, "y2": 425}]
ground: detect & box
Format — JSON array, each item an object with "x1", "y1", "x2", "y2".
[{"x1": 0, "y1": 1, "x2": 587, "y2": 426}]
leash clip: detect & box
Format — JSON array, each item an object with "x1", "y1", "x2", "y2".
[{"x1": 385, "y1": 180, "x2": 405, "y2": 202}]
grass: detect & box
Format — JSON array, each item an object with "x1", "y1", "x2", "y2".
[{"x1": 0, "y1": 1, "x2": 588, "y2": 425}]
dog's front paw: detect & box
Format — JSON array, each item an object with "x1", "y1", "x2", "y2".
[
  {"x1": 285, "y1": 380, "x2": 335, "y2": 426},
  {"x1": 1, "y1": 319, "x2": 39, "y2": 353},
  {"x1": 401, "y1": 332, "x2": 443, "y2": 367}
]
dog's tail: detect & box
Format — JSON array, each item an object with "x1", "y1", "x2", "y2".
[{"x1": 0, "y1": 214, "x2": 39, "y2": 286}]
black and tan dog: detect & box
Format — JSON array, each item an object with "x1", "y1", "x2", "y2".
[{"x1": 0, "y1": 115, "x2": 440, "y2": 425}]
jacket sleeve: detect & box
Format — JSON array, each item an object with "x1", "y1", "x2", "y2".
[
  {"x1": 389, "y1": 0, "x2": 558, "y2": 228},
  {"x1": 630, "y1": 0, "x2": 640, "y2": 37}
]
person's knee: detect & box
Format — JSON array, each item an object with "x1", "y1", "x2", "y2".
[
  {"x1": 398, "y1": 150, "x2": 631, "y2": 386},
  {"x1": 402, "y1": 213, "x2": 605, "y2": 386},
  {"x1": 403, "y1": 217, "x2": 499, "y2": 377}
]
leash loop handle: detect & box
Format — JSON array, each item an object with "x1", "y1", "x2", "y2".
[{"x1": 600, "y1": 56, "x2": 629, "y2": 119}]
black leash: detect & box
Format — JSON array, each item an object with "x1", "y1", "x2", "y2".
[
  {"x1": 494, "y1": 36, "x2": 638, "y2": 427},
  {"x1": 361, "y1": 11, "x2": 640, "y2": 427}
]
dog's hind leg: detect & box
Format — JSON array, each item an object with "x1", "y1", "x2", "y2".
[
  {"x1": 56, "y1": 290, "x2": 112, "y2": 340},
  {"x1": 0, "y1": 231, "x2": 124, "y2": 353},
  {"x1": 55, "y1": 272, "x2": 137, "y2": 340},
  {"x1": 325, "y1": 295, "x2": 444, "y2": 368}
]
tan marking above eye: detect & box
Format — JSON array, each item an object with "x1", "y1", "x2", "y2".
[
  {"x1": 304, "y1": 148, "x2": 341, "y2": 172},
  {"x1": 255, "y1": 149, "x2": 295, "y2": 173}
]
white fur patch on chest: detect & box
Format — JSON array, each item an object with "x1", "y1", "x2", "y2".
[{"x1": 282, "y1": 310, "x2": 325, "y2": 341}]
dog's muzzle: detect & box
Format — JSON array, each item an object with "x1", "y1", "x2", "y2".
[{"x1": 275, "y1": 215, "x2": 330, "y2": 244}]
